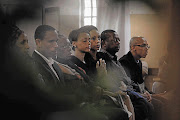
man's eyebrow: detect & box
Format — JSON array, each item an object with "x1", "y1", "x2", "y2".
[{"x1": 49, "y1": 39, "x2": 58, "y2": 42}]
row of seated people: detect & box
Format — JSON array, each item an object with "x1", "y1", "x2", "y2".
[{"x1": 1, "y1": 24, "x2": 167, "y2": 120}]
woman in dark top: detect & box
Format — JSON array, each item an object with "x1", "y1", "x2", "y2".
[
  {"x1": 1, "y1": 25, "x2": 47, "y2": 120},
  {"x1": 68, "y1": 28, "x2": 91, "y2": 77},
  {"x1": 76, "y1": 25, "x2": 106, "y2": 83},
  {"x1": 79, "y1": 26, "x2": 137, "y2": 120}
]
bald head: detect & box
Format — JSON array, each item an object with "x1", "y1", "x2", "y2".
[
  {"x1": 130, "y1": 36, "x2": 149, "y2": 60},
  {"x1": 130, "y1": 37, "x2": 146, "y2": 50},
  {"x1": 57, "y1": 34, "x2": 72, "y2": 59}
]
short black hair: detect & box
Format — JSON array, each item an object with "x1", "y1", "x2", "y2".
[
  {"x1": 100, "y1": 29, "x2": 116, "y2": 42},
  {"x1": 68, "y1": 29, "x2": 79, "y2": 44},
  {"x1": 6, "y1": 25, "x2": 24, "y2": 47},
  {"x1": 34, "y1": 25, "x2": 56, "y2": 40}
]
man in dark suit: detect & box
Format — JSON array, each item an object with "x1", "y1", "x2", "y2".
[
  {"x1": 32, "y1": 25, "x2": 90, "y2": 120},
  {"x1": 33, "y1": 25, "x2": 65, "y2": 87}
]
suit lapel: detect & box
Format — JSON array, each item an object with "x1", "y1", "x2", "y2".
[
  {"x1": 32, "y1": 51, "x2": 61, "y2": 85},
  {"x1": 52, "y1": 62, "x2": 65, "y2": 85},
  {"x1": 127, "y1": 52, "x2": 143, "y2": 84}
]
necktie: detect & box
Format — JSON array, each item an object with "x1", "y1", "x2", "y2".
[{"x1": 52, "y1": 62, "x2": 65, "y2": 85}]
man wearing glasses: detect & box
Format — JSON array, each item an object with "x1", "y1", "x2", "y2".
[
  {"x1": 119, "y1": 37, "x2": 165, "y2": 120},
  {"x1": 119, "y1": 36, "x2": 151, "y2": 101}
]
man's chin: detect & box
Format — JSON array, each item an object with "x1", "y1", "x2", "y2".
[
  {"x1": 142, "y1": 55, "x2": 147, "y2": 58},
  {"x1": 50, "y1": 53, "x2": 57, "y2": 59},
  {"x1": 66, "y1": 53, "x2": 72, "y2": 57},
  {"x1": 115, "y1": 48, "x2": 120, "y2": 53}
]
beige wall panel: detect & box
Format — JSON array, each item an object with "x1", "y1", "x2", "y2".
[{"x1": 130, "y1": 14, "x2": 169, "y2": 68}]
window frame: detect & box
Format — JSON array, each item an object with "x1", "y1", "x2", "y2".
[{"x1": 81, "y1": 0, "x2": 97, "y2": 27}]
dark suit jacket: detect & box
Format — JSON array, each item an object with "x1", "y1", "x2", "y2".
[
  {"x1": 119, "y1": 51, "x2": 143, "y2": 92},
  {"x1": 32, "y1": 52, "x2": 85, "y2": 111},
  {"x1": 32, "y1": 51, "x2": 64, "y2": 87},
  {"x1": 1, "y1": 50, "x2": 73, "y2": 120}
]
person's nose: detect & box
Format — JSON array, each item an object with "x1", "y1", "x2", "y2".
[
  {"x1": 88, "y1": 40, "x2": 91, "y2": 46},
  {"x1": 147, "y1": 46, "x2": 150, "y2": 50},
  {"x1": 25, "y1": 43, "x2": 30, "y2": 50},
  {"x1": 54, "y1": 42, "x2": 58, "y2": 48},
  {"x1": 96, "y1": 38, "x2": 100, "y2": 44},
  {"x1": 145, "y1": 46, "x2": 150, "y2": 50},
  {"x1": 116, "y1": 40, "x2": 120, "y2": 45}
]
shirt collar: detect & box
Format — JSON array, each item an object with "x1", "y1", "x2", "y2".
[
  {"x1": 99, "y1": 48, "x2": 106, "y2": 53},
  {"x1": 100, "y1": 48, "x2": 117, "y2": 60},
  {"x1": 129, "y1": 51, "x2": 140, "y2": 64},
  {"x1": 35, "y1": 50, "x2": 54, "y2": 65}
]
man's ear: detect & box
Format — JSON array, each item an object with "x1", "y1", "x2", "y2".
[
  {"x1": 101, "y1": 40, "x2": 106, "y2": 48},
  {"x1": 72, "y1": 41, "x2": 77, "y2": 48},
  {"x1": 131, "y1": 45, "x2": 136, "y2": 52},
  {"x1": 35, "y1": 39, "x2": 42, "y2": 48}
]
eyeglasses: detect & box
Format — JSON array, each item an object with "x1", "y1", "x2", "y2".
[{"x1": 134, "y1": 44, "x2": 150, "y2": 48}]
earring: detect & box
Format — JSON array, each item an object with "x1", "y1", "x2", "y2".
[{"x1": 72, "y1": 45, "x2": 76, "y2": 50}]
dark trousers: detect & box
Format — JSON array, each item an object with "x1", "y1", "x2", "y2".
[{"x1": 127, "y1": 91, "x2": 153, "y2": 120}]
